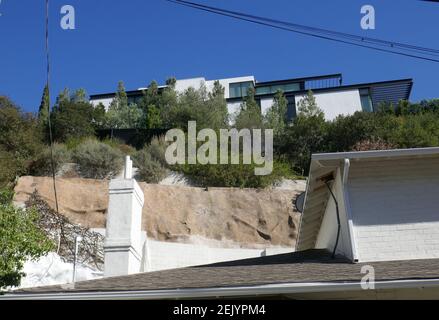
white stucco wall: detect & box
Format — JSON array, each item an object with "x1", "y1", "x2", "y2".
[
  {"x1": 226, "y1": 101, "x2": 243, "y2": 124},
  {"x1": 174, "y1": 77, "x2": 207, "y2": 93},
  {"x1": 348, "y1": 157, "x2": 439, "y2": 262},
  {"x1": 143, "y1": 239, "x2": 293, "y2": 272},
  {"x1": 172, "y1": 76, "x2": 255, "y2": 99},
  {"x1": 90, "y1": 97, "x2": 113, "y2": 111},
  {"x1": 90, "y1": 76, "x2": 256, "y2": 113},
  {"x1": 260, "y1": 97, "x2": 274, "y2": 116},
  {"x1": 295, "y1": 89, "x2": 363, "y2": 121}
]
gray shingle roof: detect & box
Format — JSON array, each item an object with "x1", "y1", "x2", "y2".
[{"x1": 14, "y1": 249, "x2": 439, "y2": 294}]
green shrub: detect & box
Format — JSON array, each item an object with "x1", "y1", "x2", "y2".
[
  {"x1": 0, "y1": 202, "x2": 54, "y2": 289},
  {"x1": 29, "y1": 143, "x2": 71, "y2": 177},
  {"x1": 143, "y1": 136, "x2": 168, "y2": 166},
  {"x1": 0, "y1": 188, "x2": 13, "y2": 206},
  {"x1": 175, "y1": 158, "x2": 296, "y2": 188},
  {"x1": 133, "y1": 149, "x2": 169, "y2": 183},
  {"x1": 73, "y1": 139, "x2": 124, "y2": 179},
  {"x1": 101, "y1": 138, "x2": 136, "y2": 156},
  {"x1": 65, "y1": 136, "x2": 90, "y2": 151},
  {"x1": 0, "y1": 151, "x2": 22, "y2": 188},
  {"x1": 0, "y1": 96, "x2": 44, "y2": 186},
  {"x1": 132, "y1": 136, "x2": 169, "y2": 183}
]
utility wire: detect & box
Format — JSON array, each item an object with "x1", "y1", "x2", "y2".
[
  {"x1": 45, "y1": 0, "x2": 60, "y2": 214},
  {"x1": 166, "y1": 0, "x2": 439, "y2": 63},
  {"x1": 173, "y1": 0, "x2": 439, "y2": 56}
]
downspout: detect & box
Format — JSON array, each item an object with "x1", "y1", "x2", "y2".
[
  {"x1": 342, "y1": 159, "x2": 359, "y2": 262},
  {"x1": 323, "y1": 180, "x2": 341, "y2": 259}
]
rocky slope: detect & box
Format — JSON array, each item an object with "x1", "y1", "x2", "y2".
[{"x1": 14, "y1": 176, "x2": 306, "y2": 248}]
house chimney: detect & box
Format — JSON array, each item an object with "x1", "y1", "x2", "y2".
[{"x1": 104, "y1": 156, "x2": 144, "y2": 277}]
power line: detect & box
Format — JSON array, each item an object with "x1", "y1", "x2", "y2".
[
  {"x1": 174, "y1": 0, "x2": 439, "y2": 56},
  {"x1": 45, "y1": 0, "x2": 60, "y2": 214},
  {"x1": 165, "y1": 0, "x2": 439, "y2": 63}
]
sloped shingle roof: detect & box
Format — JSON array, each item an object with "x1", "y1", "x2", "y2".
[{"x1": 13, "y1": 249, "x2": 439, "y2": 294}]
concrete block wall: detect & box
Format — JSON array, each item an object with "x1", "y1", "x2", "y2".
[{"x1": 144, "y1": 239, "x2": 293, "y2": 272}]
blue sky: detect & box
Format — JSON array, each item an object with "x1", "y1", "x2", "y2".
[{"x1": 0, "y1": 0, "x2": 438, "y2": 112}]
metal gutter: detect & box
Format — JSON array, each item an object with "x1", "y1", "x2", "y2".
[
  {"x1": 341, "y1": 159, "x2": 359, "y2": 262},
  {"x1": 2, "y1": 279, "x2": 439, "y2": 300},
  {"x1": 312, "y1": 147, "x2": 439, "y2": 162}
]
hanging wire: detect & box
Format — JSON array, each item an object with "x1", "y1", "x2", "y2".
[
  {"x1": 45, "y1": 0, "x2": 60, "y2": 214},
  {"x1": 166, "y1": 0, "x2": 439, "y2": 63}
]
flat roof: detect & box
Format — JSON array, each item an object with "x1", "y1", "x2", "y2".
[{"x1": 90, "y1": 75, "x2": 413, "y2": 102}]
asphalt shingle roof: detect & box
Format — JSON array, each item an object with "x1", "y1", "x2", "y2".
[{"x1": 14, "y1": 249, "x2": 439, "y2": 294}]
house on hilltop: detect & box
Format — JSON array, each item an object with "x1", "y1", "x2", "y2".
[{"x1": 90, "y1": 73, "x2": 413, "y2": 122}]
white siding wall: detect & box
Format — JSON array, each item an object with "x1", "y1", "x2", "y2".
[
  {"x1": 144, "y1": 239, "x2": 293, "y2": 272},
  {"x1": 315, "y1": 168, "x2": 353, "y2": 259},
  {"x1": 348, "y1": 157, "x2": 439, "y2": 262},
  {"x1": 90, "y1": 97, "x2": 113, "y2": 111},
  {"x1": 260, "y1": 97, "x2": 274, "y2": 116},
  {"x1": 174, "y1": 77, "x2": 206, "y2": 93},
  {"x1": 226, "y1": 101, "x2": 242, "y2": 124},
  {"x1": 295, "y1": 89, "x2": 363, "y2": 121}
]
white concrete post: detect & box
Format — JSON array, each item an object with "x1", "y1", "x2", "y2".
[
  {"x1": 104, "y1": 156, "x2": 144, "y2": 277},
  {"x1": 124, "y1": 156, "x2": 133, "y2": 179}
]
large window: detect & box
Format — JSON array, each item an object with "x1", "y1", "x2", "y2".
[
  {"x1": 255, "y1": 82, "x2": 301, "y2": 96},
  {"x1": 286, "y1": 96, "x2": 297, "y2": 121},
  {"x1": 229, "y1": 81, "x2": 254, "y2": 98},
  {"x1": 359, "y1": 88, "x2": 373, "y2": 112}
]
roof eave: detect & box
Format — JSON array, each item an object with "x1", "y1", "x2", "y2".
[{"x1": 3, "y1": 278, "x2": 439, "y2": 300}]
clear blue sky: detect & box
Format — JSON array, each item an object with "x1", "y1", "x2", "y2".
[{"x1": 0, "y1": 0, "x2": 438, "y2": 112}]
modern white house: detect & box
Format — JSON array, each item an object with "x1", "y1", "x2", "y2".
[
  {"x1": 5, "y1": 147, "x2": 439, "y2": 300},
  {"x1": 90, "y1": 74, "x2": 413, "y2": 122}
]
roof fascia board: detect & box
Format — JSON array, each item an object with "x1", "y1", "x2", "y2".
[
  {"x1": 312, "y1": 147, "x2": 439, "y2": 162},
  {"x1": 3, "y1": 278, "x2": 439, "y2": 300},
  {"x1": 255, "y1": 73, "x2": 342, "y2": 86}
]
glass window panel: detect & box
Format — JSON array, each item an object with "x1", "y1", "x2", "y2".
[
  {"x1": 229, "y1": 83, "x2": 242, "y2": 98},
  {"x1": 241, "y1": 82, "x2": 253, "y2": 97},
  {"x1": 271, "y1": 85, "x2": 284, "y2": 94},
  {"x1": 283, "y1": 83, "x2": 301, "y2": 93},
  {"x1": 255, "y1": 86, "x2": 271, "y2": 95},
  {"x1": 359, "y1": 88, "x2": 370, "y2": 95},
  {"x1": 360, "y1": 95, "x2": 373, "y2": 112}
]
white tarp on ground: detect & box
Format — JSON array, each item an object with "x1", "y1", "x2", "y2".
[{"x1": 18, "y1": 252, "x2": 102, "y2": 289}]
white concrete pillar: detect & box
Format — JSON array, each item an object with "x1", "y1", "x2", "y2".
[{"x1": 104, "y1": 161, "x2": 144, "y2": 277}]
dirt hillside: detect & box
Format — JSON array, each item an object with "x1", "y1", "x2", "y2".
[{"x1": 14, "y1": 176, "x2": 305, "y2": 248}]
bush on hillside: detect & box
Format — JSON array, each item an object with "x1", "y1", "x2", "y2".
[
  {"x1": 0, "y1": 196, "x2": 54, "y2": 289},
  {"x1": 133, "y1": 150, "x2": 169, "y2": 183},
  {"x1": 73, "y1": 139, "x2": 124, "y2": 179},
  {"x1": 0, "y1": 96, "x2": 44, "y2": 186},
  {"x1": 29, "y1": 143, "x2": 71, "y2": 177},
  {"x1": 101, "y1": 138, "x2": 137, "y2": 156},
  {"x1": 175, "y1": 159, "x2": 296, "y2": 189},
  {"x1": 133, "y1": 136, "x2": 169, "y2": 183}
]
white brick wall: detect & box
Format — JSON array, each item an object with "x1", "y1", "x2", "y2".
[{"x1": 348, "y1": 157, "x2": 439, "y2": 262}]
